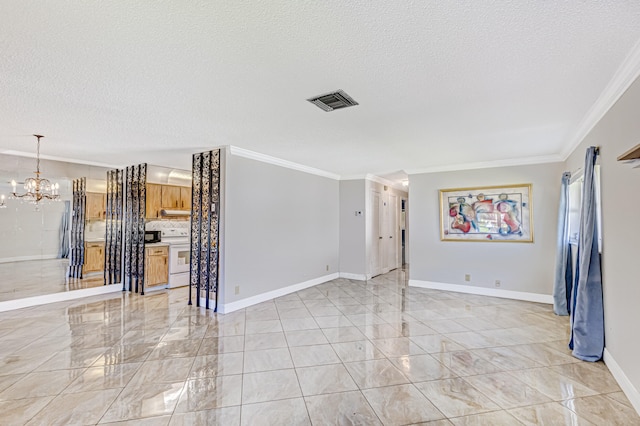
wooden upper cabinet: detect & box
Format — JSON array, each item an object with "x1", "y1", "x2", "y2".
[
  {"x1": 146, "y1": 183, "x2": 162, "y2": 219},
  {"x1": 86, "y1": 192, "x2": 106, "y2": 220},
  {"x1": 161, "y1": 185, "x2": 181, "y2": 209},
  {"x1": 180, "y1": 187, "x2": 192, "y2": 210}
]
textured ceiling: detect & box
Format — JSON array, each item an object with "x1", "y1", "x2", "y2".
[{"x1": 2, "y1": 1, "x2": 640, "y2": 177}]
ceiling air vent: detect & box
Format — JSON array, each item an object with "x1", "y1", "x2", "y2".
[{"x1": 307, "y1": 89, "x2": 359, "y2": 112}]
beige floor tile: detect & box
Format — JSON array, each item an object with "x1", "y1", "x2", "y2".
[
  {"x1": 449, "y1": 410, "x2": 525, "y2": 425},
  {"x1": 605, "y1": 391, "x2": 635, "y2": 408},
  {"x1": 189, "y1": 352, "x2": 244, "y2": 378},
  {"x1": 102, "y1": 415, "x2": 171, "y2": 425},
  {"x1": 423, "y1": 319, "x2": 470, "y2": 334},
  {"x1": 243, "y1": 347, "x2": 293, "y2": 373},
  {"x1": 509, "y1": 343, "x2": 578, "y2": 366},
  {"x1": 296, "y1": 363, "x2": 358, "y2": 396},
  {"x1": 281, "y1": 317, "x2": 319, "y2": 331},
  {"x1": 0, "y1": 396, "x2": 54, "y2": 425},
  {"x1": 0, "y1": 368, "x2": 85, "y2": 400},
  {"x1": 284, "y1": 329, "x2": 328, "y2": 347},
  {"x1": 26, "y1": 388, "x2": 121, "y2": 425},
  {"x1": 63, "y1": 362, "x2": 141, "y2": 393},
  {"x1": 508, "y1": 367, "x2": 599, "y2": 401},
  {"x1": 390, "y1": 354, "x2": 457, "y2": 382},
  {"x1": 561, "y1": 394, "x2": 640, "y2": 425},
  {"x1": 245, "y1": 319, "x2": 282, "y2": 335},
  {"x1": 322, "y1": 326, "x2": 367, "y2": 343},
  {"x1": 363, "y1": 384, "x2": 445, "y2": 424},
  {"x1": 242, "y1": 369, "x2": 301, "y2": 404},
  {"x1": 551, "y1": 361, "x2": 622, "y2": 393},
  {"x1": 415, "y1": 378, "x2": 500, "y2": 418},
  {"x1": 100, "y1": 381, "x2": 184, "y2": 423},
  {"x1": 243, "y1": 332, "x2": 287, "y2": 351},
  {"x1": 92, "y1": 343, "x2": 156, "y2": 366},
  {"x1": 127, "y1": 357, "x2": 194, "y2": 387},
  {"x1": 372, "y1": 337, "x2": 427, "y2": 357},
  {"x1": 313, "y1": 315, "x2": 354, "y2": 328},
  {"x1": 434, "y1": 351, "x2": 502, "y2": 377},
  {"x1": 197, "y1": 335, "x2": 244, "y2": 355},
  {"x1": 332, "y1": 340, "x2": 386, "y2": 362},
  {"x1": 174, "y1": 375, "x2": 242, "y2": 412},
  {"x1": 442, "y1": 331, "x2": 502, "y2": 349},
  {"x1": 146, "y1": 339, "x2": 201, "y2": 360},
  {"x1": 34, "y1": 347, "x2": 106, "y2": 371},
  {"x1": 240, "y1": 398, "x2": 310, "y2": 426},
  {"x1": 289, "y1": 344, "x2": 340, "y2": 367},
  {"x1": 464, "y1": 372, "x2": 552, "y2": 409},
  {"x1": 410, "y1": 335, "x2": 466, "y2": 353},
  {"x1": 277, "y1": 307, "x2": 312, "y2": 319},
  {"x1": 305, "y1": 390, "x2": 382, "y2": 425},
  {"x1": 169, "y1": 406, "x2": 240, "y2": 426},
  {"x1": 359, "y1": 323, "x2": 404, "y2": 339},
  {"x1": 508, "y1": 402, "x2": 596, "y2": 425},
  {"x1": 0, "y1": 373, "x2": 25, "y2": 393},
  {"x1": 344, "y1": 358, "x2": 410, "y2": 389},
  {"x1": 470, "y1": 346, "x2": 543, "y2": 371}
]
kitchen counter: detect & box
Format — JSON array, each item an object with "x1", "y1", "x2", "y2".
[{"x1": 145, "y1": 242, "x2": 170, "y2": 248}]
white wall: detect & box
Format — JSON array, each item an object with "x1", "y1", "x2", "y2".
[
  {"x1": 339, "y1": 179, "x2": 367, "y2": 277},
  {"x1": 222, "y1": 153, "x2": 339, "y2": 306},
  {"x1": 408, "y1": 162, "x2": 563, "y2": 296},
  {"x1": 564, "y1": 75, "x2": 640, "y2": 408}
]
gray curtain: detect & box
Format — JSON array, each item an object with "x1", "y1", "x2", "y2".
[
  {"x1": 569, "y1": 146, "x2": 604, "y2": 362},
  {"x1": 553, "y1": 172, "x2": 572, "y2": 315},
  {"x1": 58, "y1": 200, "x2": 71, "y2": 259}
]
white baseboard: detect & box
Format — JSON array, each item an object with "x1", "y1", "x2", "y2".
[
  {"x1": 339, "y1": 272, "x2": 367, "y2": 281},
  {"x1": 218, "y1": 273, "x2": 340, "y2": 314},
  {"x1": 604, "y1": 348, "x2": 640, "y2": 415},
  {"x1": 408, "y1": 279, "x2": 553, "y2": 304},
  {"x1": 0, "y1": 284, "x2": 123, "y2": 312},
  {"x1": 0, "y1": 254, "x2": 59, "y2": 264}
]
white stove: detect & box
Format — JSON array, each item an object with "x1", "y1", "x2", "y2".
[{"x1": 161, "y1": 228, "x2": 190, "y2": 288}]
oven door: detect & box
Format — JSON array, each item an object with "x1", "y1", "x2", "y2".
[{"x1": 169, "y1": 244, "x2": 190, "y2": 274}]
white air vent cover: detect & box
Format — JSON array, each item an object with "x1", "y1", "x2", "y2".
[{"x1": 307, "y1": 90, "x2": 359, "y2": 112}]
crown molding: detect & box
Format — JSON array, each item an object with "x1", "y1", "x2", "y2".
[
  {"x1": 405, "y1": 154, "x2": 563, "y2": 175},
  {"x1": 228, "y1": 146, "x2": 340, "y2": 180},
  {"x1": 0, "y1": 150, "x2": 123, "y2": 169},
  {"x1": 561, "y1": 37, "x2": 640, "y2": 160}
]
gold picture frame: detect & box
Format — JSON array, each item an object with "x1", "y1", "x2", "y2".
[{"x1": 439, "y1": 183, "x2": 533, "y2": 242}]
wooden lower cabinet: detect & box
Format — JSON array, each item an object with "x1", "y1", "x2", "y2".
[
  {"x1": 145, "y1": 245, "x2": 169, "y2": 287},
  {"x1": 84, "y1": 242, "x2": 105, "y2": 273}
]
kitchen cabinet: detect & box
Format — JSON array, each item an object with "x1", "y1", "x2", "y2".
[
  {"x1": 180, "y1": 187, "x2": 192, "y2": 210},
  {"x1": 146, "y1": 183, "x2": 163, "y2": 219},
  {"x1": 161, "y1": 185, "x2": 181, "y2": 209},
  {"x1": 146, "y1": 183, "x2": 191, "y2": 219},
  {"x1": 145, "y1": 245, "x2": 169, "y2": 287},
  {"x1": 86, "y1": 192, "x2": 106, "y2": 220},
  {"x1": 84, "y1": 241, "x2": 105, "y2": 273}
]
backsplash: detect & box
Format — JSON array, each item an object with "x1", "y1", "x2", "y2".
[{"x1": 145, "y1": 220, "x2": 190, "y2": 231}]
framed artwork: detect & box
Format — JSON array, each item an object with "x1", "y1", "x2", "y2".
[{"x1": 439, "y1": 184, "x2": 533, "y2": 242}]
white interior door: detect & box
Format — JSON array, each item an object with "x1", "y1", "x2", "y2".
[
  {"x1": 386, "y1": 194, "x2": 398, "y2": 271},
  {"x1": 370, "y1": 190, "x2": 383, "y2": 277}
]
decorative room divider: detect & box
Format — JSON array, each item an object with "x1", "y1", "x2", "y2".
[
  {"x1": 189, "y1": 150, "x2": 221, "y2": 310},
  {"x1": 124, "y1": 164, "x2": 147, "y2": 294},
  {"x1": 105, "y1": 169, "x2": 124, "y2": 285},
  {"x1": 69, "y1": 177, "x2": 86, "y2": 279}
]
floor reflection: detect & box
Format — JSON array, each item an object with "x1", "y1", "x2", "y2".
[{"x1": 0, "y1": 258, "x2": 107, "y2": 302}]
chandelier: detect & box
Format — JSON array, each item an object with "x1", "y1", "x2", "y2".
[{"x1": 11, "y1": 134, "x2": 60, "y2": 206}]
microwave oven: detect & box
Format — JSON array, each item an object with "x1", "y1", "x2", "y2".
[{"x1": 144, "y1": 230, "x2": 161, "y2": 244}]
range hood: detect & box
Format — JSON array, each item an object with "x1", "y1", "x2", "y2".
[{"x1": 160, "y1": 209, "x2": 191, "y2": 217}]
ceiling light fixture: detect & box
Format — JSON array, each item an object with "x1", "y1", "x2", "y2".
[
  {"x1": 11, "y1": 134, "x2": 59, "y2": 208},
  {"x1": 0, "y1": 194, "x2": 6, "y2": 209}
]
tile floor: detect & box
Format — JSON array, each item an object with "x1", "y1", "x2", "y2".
[{"x1": 0, "y1": 269, "x2": 638, "y2": 425}]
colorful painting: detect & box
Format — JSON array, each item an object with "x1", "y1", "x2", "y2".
[{"x1": 439, "y1": 184, "x2": 533, "y2": 242}]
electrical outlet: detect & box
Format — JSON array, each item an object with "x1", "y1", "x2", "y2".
[
  {"x1": 235, "y1": 286, "x2": 240, "y2": 295},
  {"x1": 464, "y1": 274, "x2": 471, "y2": 282},
  {"x1": 326, "y1": 265, "x2": 329, "y2": 271},
  {"x1": 495, "y1": 280, "x2": 501, "y2": 288}
]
